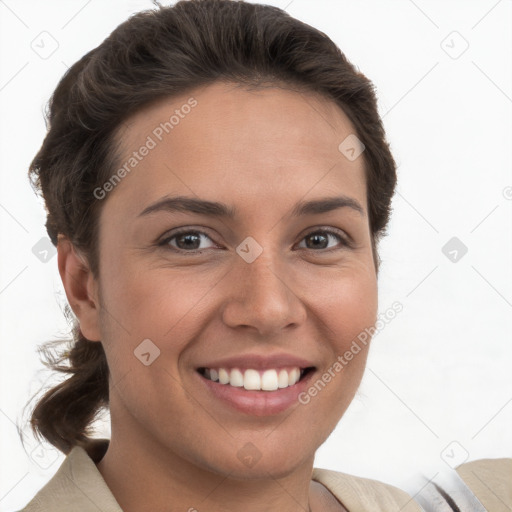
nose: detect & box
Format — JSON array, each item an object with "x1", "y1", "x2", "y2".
[{"x1": 220, "y1": 250, "x2": 307, "y2": 336}]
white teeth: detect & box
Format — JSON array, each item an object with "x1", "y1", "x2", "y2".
[
  {"x1": 261, "y1": 369, "x2": 279, "y2": 391},
  {"x1": 218, "y1": 368, "x2": 230, "y2": 384},
  {"x1": 202, "y1": 366, "x2": 306, "y2": 391},
  {"x1": 278, "y1": 369, "x2": 289, "y2": 388},
  {"x1": 244, "y1": 369, "x2": 261, "y2": 390},
  {"x1": 289, "y1": 368, "x2": 300, "y2": 385},
  {"x1": 230, "y1": 369, "x2": 244, "y2": 387}
]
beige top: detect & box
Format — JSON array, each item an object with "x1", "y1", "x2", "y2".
[
  {"x1": 17, "y1": 439, "x2": 511, "y2": 511},
  {"x1": 454, "y1": 457, "x2": 512, "y2": 512}
]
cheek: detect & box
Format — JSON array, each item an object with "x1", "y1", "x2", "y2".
[
  {"x1": 310, "y1": 267, "x2": 377, "y2": 394},
  {"x1": 97, "y1": 263, "x2": 222, "y2": 364},
  {"x1": 308, "y1": 263, "x2": 378, "y2": 342},
  {"x1": 100, "y1": 259, "x2": 207, "y2": 325}
]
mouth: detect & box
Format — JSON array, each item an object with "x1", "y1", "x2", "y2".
[
  {"x1": 196, "y1": 366, "x2": 316, "y2": 391},
  {"x1": 195, "y1": 364, "x2": 317, "y2": 416},
  {"x1": 193, "y1": 352, "x2": 318, "y2": 416}
]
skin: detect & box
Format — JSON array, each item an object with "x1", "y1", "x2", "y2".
[{"x1": 58, "y1": 81, "x2": 378, "y2": 512}]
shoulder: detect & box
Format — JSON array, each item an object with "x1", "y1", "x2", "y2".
[
  {"x1": 312, "y1": 467, "x2": 422, "y2": 511},
  {"x1": 455, "y1": 457, "x2": 512, "y2": 511},
  {"x1": 18, "y1": 440, "x2": 122, "y2": 512}
]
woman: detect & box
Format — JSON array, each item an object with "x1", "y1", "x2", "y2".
[{"x1": 17, "y1": 1, "x2": 508, "y2": 510}]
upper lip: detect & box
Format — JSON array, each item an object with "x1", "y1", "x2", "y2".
[{"x1": 196, "y1": 353, "x2": 316, "y2": 371}]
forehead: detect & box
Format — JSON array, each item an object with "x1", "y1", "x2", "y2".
[{"x1": 107, "y1": 81, "x2": 367, "y2": 218}]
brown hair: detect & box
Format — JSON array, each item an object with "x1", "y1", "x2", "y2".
[{"x1": 24, "y1": 0, "x2": 397, "y2": 455}]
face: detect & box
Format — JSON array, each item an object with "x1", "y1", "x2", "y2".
[{"x1": 88, "y1": 81, "x2": 378, "y2": 478}]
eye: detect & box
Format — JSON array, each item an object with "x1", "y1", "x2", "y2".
[
  {"x1": 297, "y1": 228, "x2": 350, "y2": 252},
  {"x1": 158, "y1": 227, "x2": 350, "y2": 254},
  {"x1": 158, "y1": 229, "x2": 217, "y2": 252}
]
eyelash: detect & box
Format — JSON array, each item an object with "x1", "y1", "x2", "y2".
[{"x1": 157, "y1": 227, "x2": 352, "y2": 254}]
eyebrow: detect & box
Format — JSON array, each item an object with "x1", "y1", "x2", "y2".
[{"x1": 138, "y1": 194, "x2": 365, "y2": 219}]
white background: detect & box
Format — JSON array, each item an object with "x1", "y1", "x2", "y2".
[{"x1": 1, "y1": 0, "x2": 511, "y2": 510}]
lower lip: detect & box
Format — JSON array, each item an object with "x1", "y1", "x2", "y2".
[{"x1": 195, "y1": 369, "x2": 316, "y2": 416}]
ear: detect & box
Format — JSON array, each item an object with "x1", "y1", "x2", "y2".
[{"x1": 57, "y1": 235, "x2": 102, "y2": 342}]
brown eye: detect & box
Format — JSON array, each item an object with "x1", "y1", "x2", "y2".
[
  {"x1": 298, "y1": 229, "x2": 349, "y2": 251},
  {"x1": 158, "y1": 227, "x2": 350, "y2": 255},
  {"x1": 159, "y1": 230, "x2": 217, "y2": 252}
]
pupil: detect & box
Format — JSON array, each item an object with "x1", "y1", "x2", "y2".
[
  {"x1": 307, "y1": 233, "x2": 327, "y2": 249},
  {"x1": 178, "y1": 233, "x2": 200, "y2": 250}
]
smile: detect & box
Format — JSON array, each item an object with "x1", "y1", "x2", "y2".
[
  {"x1": 197, "y1": 366, "x2": 314, "y2": 391},
  {"x1": 195, "y1": 365, "x2": 317, "y2": 416}
]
